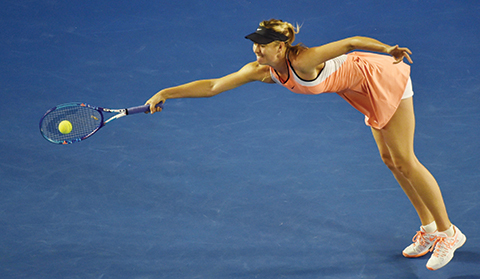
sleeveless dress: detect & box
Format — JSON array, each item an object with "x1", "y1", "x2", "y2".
[{"x1": 269, "y1": 52, "x2": 411, "y2": 129}]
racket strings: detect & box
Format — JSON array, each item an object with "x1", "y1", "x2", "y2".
[{"x1": 40, "y1": 105, "x2": 103, "y2": 143}]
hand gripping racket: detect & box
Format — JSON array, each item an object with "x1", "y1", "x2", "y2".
[{"x1": 39, "y1": 102, "x2": 163, "y2": 145}]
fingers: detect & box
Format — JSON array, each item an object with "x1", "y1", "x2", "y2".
[
  {"x1": 144, "y1": 100, "x2": 164, "y2": 114},
  {"x1": 398, "y1": 46, "x2": 413, "y2": 64},
  {"x1": 404, "y1": 52, "x2": 413, "y2": 64},
  {"x1": 151, "y1": 102, "x2": 163, "y2": 114},
  {"x1": 149, "y1": 103, "x2": 155, "y2": 114},
  {"x1": 394, "y1": 51, "x2": 413, "y2": 64},
  {"x1": 391, "y1": 46, "x2": 413, "y2": 64}
]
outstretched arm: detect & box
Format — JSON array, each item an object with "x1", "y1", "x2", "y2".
[
  {"x1": 294, "y1": 36, "x2": 413, "y2": 73},
  {"x1": 345, "y1": 36, "x2": 413, "y2": 64},
  {"x1": 145, "y1": 62, "x2": 271, "y2": 113}
]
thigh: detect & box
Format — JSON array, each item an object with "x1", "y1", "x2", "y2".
[
  {"x1": 371, "y1": 126, "x2": 391, "y2": 161},
  {"x1": 379, "y1": 97, "x2": 416, "y2": 160}
]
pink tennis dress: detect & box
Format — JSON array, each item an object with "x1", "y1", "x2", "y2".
[{"x1": 270, "y1": 52, "x2": 411, "y2": 129}]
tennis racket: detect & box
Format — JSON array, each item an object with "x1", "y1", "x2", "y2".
[{"x1": 39, "y1": 102, "x2": 163, "y2": 145}]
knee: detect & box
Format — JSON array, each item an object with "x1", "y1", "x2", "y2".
[
  {"x1": 391, "y1": 156, "x2": 417, "y2": 177},
  {"x1": 380, "y1": 153, "x2": 396, "y2": 170},
  {"x1": 380, "y1": 153, "x2": 415, "y2": 176}
]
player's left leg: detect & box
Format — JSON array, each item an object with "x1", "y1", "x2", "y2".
[
  {"x1": 373, "y1": 97, "x2": 465, "y2": 270},
  {"x1": 372, "y1": 126, "x2": 439, "y2": 258},
  {"x1": 375, "y1": 97, "x2": 451, "y2": 231}
]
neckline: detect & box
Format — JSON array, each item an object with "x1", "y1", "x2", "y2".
[{"x1": 273, "y1": 51, "x2": 292, "y2": 84}]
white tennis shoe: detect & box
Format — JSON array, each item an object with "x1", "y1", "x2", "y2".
[
  {"x1": 402, "y1": 226, "x2": 437, "y2": 258},
  {"x1": 426, "y1": 225, "x2": 466, "y2": 271}
]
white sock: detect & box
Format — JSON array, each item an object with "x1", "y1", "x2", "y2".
[
  {"x1": 422, "y1": 221, "x2": 437, "y2": 233},
  {"x1": 441, "y1": 225, "x2": 455, "y2": 237}
]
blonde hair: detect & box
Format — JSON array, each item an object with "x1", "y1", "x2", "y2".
[{"x1": 259, "y1": 19, "x2": 307, "y2": 55}]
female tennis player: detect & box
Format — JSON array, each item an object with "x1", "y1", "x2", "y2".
[{"x1": 145, "y1": 19, "x2": 465, "y2": 270}]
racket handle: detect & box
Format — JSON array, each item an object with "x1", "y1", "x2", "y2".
[{"x1": 126, "y1": 102, "x2": 163, "y2": 115}]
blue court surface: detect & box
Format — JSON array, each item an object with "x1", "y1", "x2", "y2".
[{"x1": 1, "y1": 1, "x2": 479, "y2": 278}]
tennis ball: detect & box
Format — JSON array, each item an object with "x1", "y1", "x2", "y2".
[{"x1": 58, "y1": 120, "x2": 73, "y2": 134}]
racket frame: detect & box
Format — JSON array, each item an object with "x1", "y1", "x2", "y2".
[{"x1": 39, "y1": 102, "x2": 162, "y2": 145}]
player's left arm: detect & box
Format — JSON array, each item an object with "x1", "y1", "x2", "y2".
[{"x1": 294, "y1": 36, "x2": 413, "y2": 72}]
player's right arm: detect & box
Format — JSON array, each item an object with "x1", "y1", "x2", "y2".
[{"x1": 145, "y1": 62, "x2": 272, "y2": 113}]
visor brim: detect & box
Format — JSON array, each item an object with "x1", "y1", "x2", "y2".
[{"x1": 245, "y1": 33, "x2": 276, "y2": 44}]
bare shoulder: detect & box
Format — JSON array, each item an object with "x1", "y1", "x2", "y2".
[
  {"x1": 289, "y1": 48, "x2": 326, "y2": 79},
  {"x1": 240, "y1": 61, "x2": 274, "y2": 83},
  {"x1": 291, "y1": 38, "x2": 354, "y2": 73}
]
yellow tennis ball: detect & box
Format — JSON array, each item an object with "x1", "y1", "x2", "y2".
[{"x1": 58, "y1": 120, "x2": 73, "y2": 134}]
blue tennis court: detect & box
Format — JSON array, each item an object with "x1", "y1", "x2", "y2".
[{"x1": 1, "y1": 0, "x2": 479, "y2": 278}]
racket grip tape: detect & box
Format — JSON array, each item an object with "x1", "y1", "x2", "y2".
[{"x1": 126, "y1": 102, "x2": 163, "y2": 115}]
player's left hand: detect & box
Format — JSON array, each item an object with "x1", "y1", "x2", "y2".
[{"x1": 387, "y1": 45, "x2": 413, "y2": 64}]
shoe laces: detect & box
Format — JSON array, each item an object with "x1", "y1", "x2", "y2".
[
  {"x1": 412, "y1": 230, "x2": 435, "y2": 247},
  {"x1": 429, "y1": 236, "x2": 454, "y2": 257}
]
